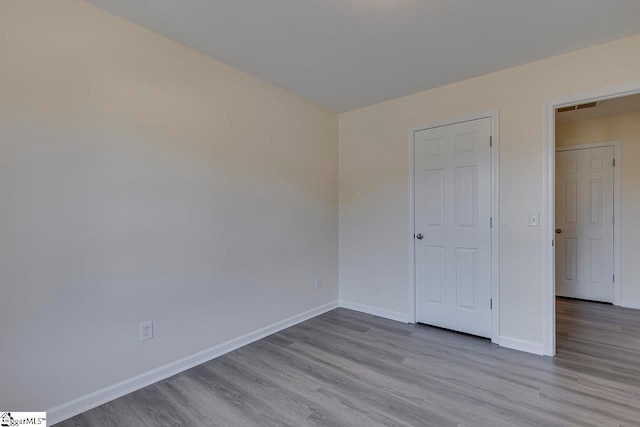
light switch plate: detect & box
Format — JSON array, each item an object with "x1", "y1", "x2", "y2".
[{"x1": 528, "y1": 212, "x2": 540, "y2": 227}]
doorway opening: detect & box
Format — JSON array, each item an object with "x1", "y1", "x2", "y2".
[{"x1": 545, "y1": 85, "x2": 640, "y2": 356}]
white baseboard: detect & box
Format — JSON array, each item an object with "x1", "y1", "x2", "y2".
[
  {"x1": 339, "y1": 300, "x2": 409, "y2": 323},
  {"x1": 619, "y1": 299, "x2": 640, "y2": 310},
  {"x1": 499, "y1": 336, "x2": 545, "y2": 356},
  {"x1": 48, "y1": 300, "x2": 339, "y2": 425}
]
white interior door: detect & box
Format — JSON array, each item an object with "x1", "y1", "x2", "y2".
[
  {"x1": 555, "y1": 146, "x2": 614, "y2": 302},
  {"x1": 414, "y1": 118, "x2": 492, "y2": 338}
]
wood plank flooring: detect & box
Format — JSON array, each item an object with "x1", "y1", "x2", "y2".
[{"x1": 56, "y1": 298, "x2": 640, "y2": 426}]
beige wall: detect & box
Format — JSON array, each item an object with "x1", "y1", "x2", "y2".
[
  {"x1": 339, "y1": 34, "x2": 640, "y2": 351},
  {"x1": 0, "y1": 0, "x2": 338, "y2": 411},
  {"x1": 557, "y1": 112, "x2": 640, "y2": 307}
]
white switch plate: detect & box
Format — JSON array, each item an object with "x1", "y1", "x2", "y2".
[
  {"x1": 528, "y1": 212, "x2": 540, "y2": 227},
  {"x1": 314, "y1": 277, "x2": 321, "y2": 289},
  {"x1": 374, "y1": 278, "x2": 382, "y2": 289}
]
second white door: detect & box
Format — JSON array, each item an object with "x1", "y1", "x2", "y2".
[
  {"x1": 414, "y1": 117, "x2": 492, "y2": 338},
  {"x1": 555, "y1": 146, "x2": 614, "y2": 302}
]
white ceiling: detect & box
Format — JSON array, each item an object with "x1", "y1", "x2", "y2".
[
  {"x1": 556, "y1": 93, "x2": 640, "y2": 123},
  {"x1": 86, "y1": 0, "x2": 640, "y2": 112}
]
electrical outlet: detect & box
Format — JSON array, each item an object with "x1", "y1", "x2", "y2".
[
  {"x1": 314, "y1": 277, "x2": 321, "y2": 289},
  {"x1": 375, "y1": 278, "x2": 382, "y2": 289},
  {"x1": 140, "y1": 321, "x2": 153, "y2": 342}
]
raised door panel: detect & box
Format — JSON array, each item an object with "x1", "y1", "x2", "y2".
[
  {"x1": 563, "y1": 237, "x2": 577, "y2": 283},
  {"x1": 456, "y1": 248, "x2": 478, "y2": 310},
  {"x1": 455, "y1": 166, "x2": 478, "y2": 228},
  {"x1": 425, "y1": 246, "x2": 445, "y2": 304},
  {"x1": 425, "y1": 169, "x2": 445, "y2": 228}
]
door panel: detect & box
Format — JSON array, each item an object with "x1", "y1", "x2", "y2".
[
  {"x1": 414, "y1": 118, "x2": 492, "y2": 338},
  {"x1": 456, "y1": 248, "x2": 478, "y2": 310},
  {"x1": 425, "y1": 245, "x2": 445, "y2": 303},
  {"x1": 425, "y1": 169, "x2": 445, "y2": 227},
  {"x1": 555, "y1": 147, "x2": 614, "y2": 302}
]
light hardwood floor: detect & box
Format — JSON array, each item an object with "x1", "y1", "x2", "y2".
[{"x1": 56, "y1": 298, "x2": 640, "y2": 426}]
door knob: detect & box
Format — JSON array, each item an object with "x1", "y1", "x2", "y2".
[
  {"x1": 416, "y1": 233, "x2": 424, "y2": 240},
  {"x1": 556, "y1": 228, "x2": 562, "y2": 234}
]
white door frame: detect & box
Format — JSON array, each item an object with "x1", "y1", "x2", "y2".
[
  {"x1": 555, "y1": 140, "x2": 621, "y2": 302},
  {"x1": 408, "y1": 110, "x2": 500, "y2": 344},
  {"x1": 543, "y1": 81, "x2": 640, "y2": 356}
]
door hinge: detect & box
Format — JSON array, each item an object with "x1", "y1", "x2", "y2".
[
  {"x1": 613, "y1": 158, "x2": 616, "y2": 167},
  {"x1": 613, "y1": 274, "x2": 616, "y2": 283},
  {"x1": 613, "y1": 216, "x2": 615, "y2": 225},
  {"x1": 489, "y1": 136, "x2": 493, "y2": 147},
  {"x1": 490, "y1": 217, "x2": 493, "y2": 228},
  {"x1": 490, "y1": 299, "x2": 493, "y2": 310},
  {"x1": 552, "y1": 240, "x2": 555, "y2": 247}
]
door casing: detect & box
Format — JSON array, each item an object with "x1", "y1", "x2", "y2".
[{"x1": 408, "y1": 110, "x2": 500, "y2": 344}]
